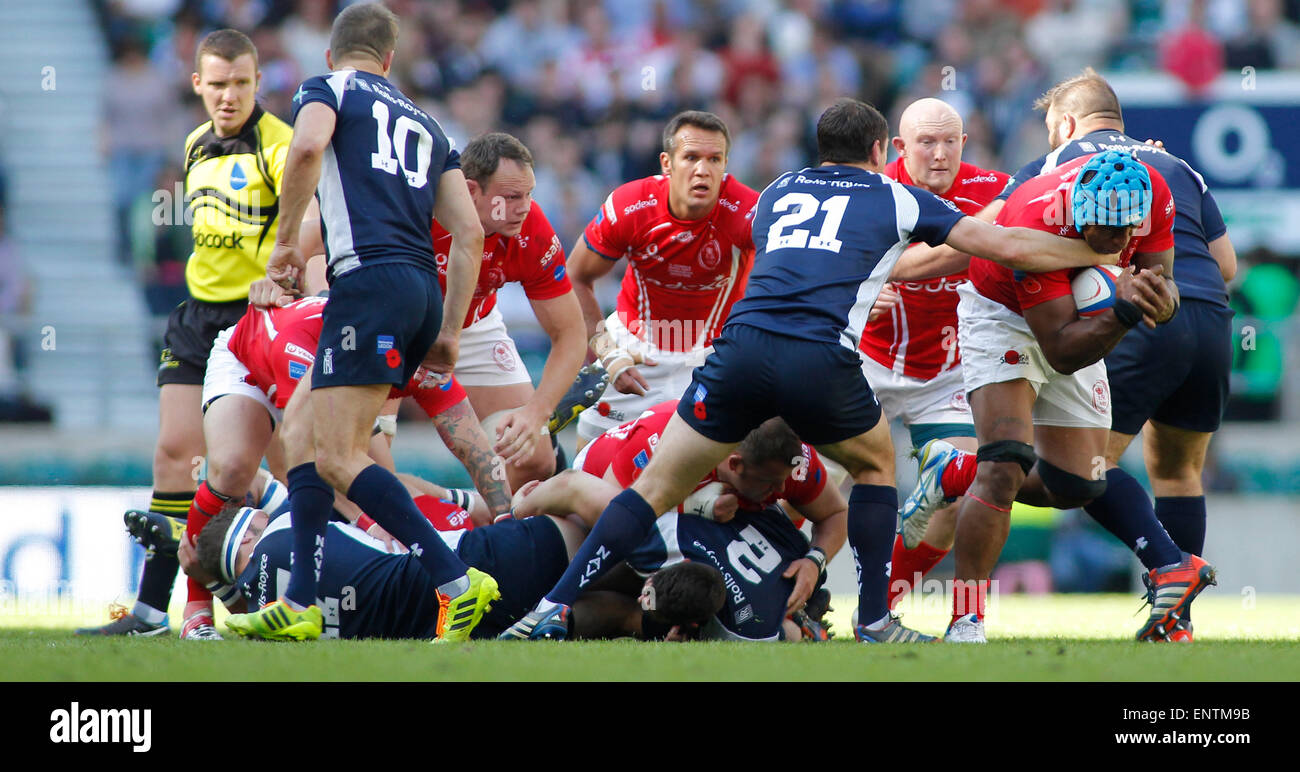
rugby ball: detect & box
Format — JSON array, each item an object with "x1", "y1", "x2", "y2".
[{"x1": 1071, "y1": 265, "x2": 1123, "y2": 317}]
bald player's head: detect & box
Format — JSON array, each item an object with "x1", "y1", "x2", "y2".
[
  {"x1": 893, "y1": 98, "x2": 966, "y2": 195},
  {"x1": 1034, "y1": 67, "x2": 1124, "y2": 150}
]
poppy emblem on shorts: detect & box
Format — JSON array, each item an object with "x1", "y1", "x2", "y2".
[
  {"x1": 1092, "y1": 379, "x2": 1110, "y2": 414},
  {"x1": 693, "y1": 401, "x2": 708, "y2": 420},
  {"x1": 1002, "y1": 350, "x2": 1021, "y2": 365},
  {"x1": 385, "y1": 349, "x2": 402, "y2": 368},
  {"x1": 492, "y1": 341, "x2": 516, "y2": 371},
  {"x1": 1022, "y1": 277, "x2": 1042, "y2": 294}
]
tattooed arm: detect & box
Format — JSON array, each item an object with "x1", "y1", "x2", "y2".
[{"x1": 433, "y1": 397, "x2": 512, "y2": 516}]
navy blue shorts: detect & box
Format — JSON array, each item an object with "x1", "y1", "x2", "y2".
[
  {"x1": 457, "y1": 517, "x2": 569, "y2": 639},
  {"x1": 677, "y1": 324, "x2": 883, "y2": 446},
  {"x1": 313, "y1": 262, "x2": 442, "y2": 389},
  {"x1": 1107, "y1": 299, "x2": 1234, "y2": 435}
]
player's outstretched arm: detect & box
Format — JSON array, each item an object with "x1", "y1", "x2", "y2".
[
  {"x1": 891, "y1": 199, "x2": 1006, "y2": 281},
  {"x1": 426, "y1": 168, "x2": 485, "y2": 374},
  {"x1": 944, "y1": 217, "x2": 1119, "y2": 273},
  {"x1": 268, "y1": 102, "x2": 335, "y2": 291}
]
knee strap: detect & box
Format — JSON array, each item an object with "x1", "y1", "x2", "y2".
[
  {"x1": 976, "y1": 440, "x2": 1036, "y2": 475},
  {"x1": 1035, "y1": 458, "x2": 1107, "y2": 502}
]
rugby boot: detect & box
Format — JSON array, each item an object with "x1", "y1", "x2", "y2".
[
  {"x1": 435, "y1": 568, "x2": 500, "y2": 642},
  {"x1": 899, "y1": 439, "x2": 960, "y2": 549},
  {"x1": 1135, "y1": 553, "x2": 1216, "y2": 642}
]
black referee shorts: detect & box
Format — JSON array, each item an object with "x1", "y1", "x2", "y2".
[{"x1": 156, "y1": 297, "x2": 248, "y2": 387}]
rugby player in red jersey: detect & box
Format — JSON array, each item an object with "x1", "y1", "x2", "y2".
[
  {"x1": 430, "y1": 133, "x2": 585, "y2": 488},
  {"x1": 567, "y1": 111, "x2": 759, "y2": 446},
  {"x1": 511, "y1": 401, "x2": 847, "y2": 619},
  {"x1": 852, "y1": 99, "x2": 1008, "y2": 605},
  {"x1": 939, "y1": 150, "x2": 1214, "y2": 642}
]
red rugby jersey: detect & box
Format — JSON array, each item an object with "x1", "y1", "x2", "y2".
[
  {"x1": 859, "y1": 160, "x2": 1008, "y2": 379},
  {"x1": 579, "y1": 400, "x2": 827, "y2": 510},
  {"x1": 582, "y1": 175, "x2": 758, "y2": 352},
  {"x1": 432, "y1": 200, "x2": 571, "y2": 328},
  {"x1": 968, "y1": 154, "x2": 1175, "y2": 316}
]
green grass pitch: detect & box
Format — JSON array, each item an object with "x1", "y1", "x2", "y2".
[{"x1": 4, "y1": 594, "x2": 1297, "y2": 681}]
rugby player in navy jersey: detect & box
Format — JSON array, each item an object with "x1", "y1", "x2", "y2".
[
  {"x1": 185, "y1": 500, "x2": 724, "y2": 641},
  {"x1": 502, "y1": 98, "x2": 1121, "y2": 643},
  {"x1": 223, "y1": 3, "x2": 496, "y2": 642}
]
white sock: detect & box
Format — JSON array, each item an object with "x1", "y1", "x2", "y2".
[
  {"x1": 865, "y1": 612, "x2": 893, "y2": 631},
  {"x1": 131, "y1": 602, "x2": 167, "y2": 625},
  {"x1": 438, "y1": 575, "x2": 470, "y2": 599}
]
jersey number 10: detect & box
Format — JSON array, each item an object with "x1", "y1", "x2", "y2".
[
  {"x1": 370, "y1": 102, "x2": 433, "y2": 189},
  {"x1": 767, "y1": 193, "x2": 850, "y2": 254}
]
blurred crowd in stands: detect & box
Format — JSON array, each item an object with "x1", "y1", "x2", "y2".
[{"x1": 71, "y1": 0, "x2": 1300, "y2": 443}]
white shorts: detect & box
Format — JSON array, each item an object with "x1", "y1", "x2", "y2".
[
  {"x1": 201, "y1": 326, "x2": 281, "y2": 424},
  {"x1": 576, "y1": 312, "x2": 707, "y2": 441},
  {"x1": 956, "y1": 283, "x2": 1112, "y2": 430},
  {"x1": 861, "y1": 355, "x2": 972, "y2": 428},
  {"x1": 455, "y1": 307, "x2": 532, "y2": 388}
]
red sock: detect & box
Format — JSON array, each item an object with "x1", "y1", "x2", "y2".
[
  {"x1": 887, "y1": 535, "x2": 950, "y2": 609},
  {"x1": 951, "y1": 579, "x2": 988, "y2": 624},
  {"x1": 184, "y1": 482, "x2": 229, "y2": 604},
  {"x1": 940, "y1": 451, "x2": 978, "y2": 498}
]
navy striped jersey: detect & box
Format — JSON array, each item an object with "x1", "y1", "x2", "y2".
[
  {"x1": 292, "y1": 69, "x2": 460, "y2": 278},
  {"x1": 725, "y1": 165, "x2": 966, "y2": 351},
  {"x1": 237, "y1": 515, "x2": 457, "y2": 639},
  {"x1": 626, "y1": 507, "x2": 811, "y2": 641},
  {"x1": 999, "y1": 130, "x2": 1229, "y2": 307}
]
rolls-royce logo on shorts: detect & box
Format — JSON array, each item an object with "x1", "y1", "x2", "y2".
[
  {"x1": 699, "y1": 238, "x2": 722, "y2": 270},
  {"x1": 492, "y1": 341, "x2": 516, "y2": 371},
  {"x1": 322, "y1": 348, "x2": 334, "y2": 375},
  {"x1": 1092, "y1": 379, "x2": 1110, "y2": 414},
  {"x1": 1001, "y1": 350, "x2": 1022, "y2": 365}
]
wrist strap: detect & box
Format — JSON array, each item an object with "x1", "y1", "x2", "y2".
[
  {"x1": 1112, "y1": 298, "x2": 1142, "y2": 328},
  {"x1": 805, "y1": 547, "x2": 827, "y2": 581}
]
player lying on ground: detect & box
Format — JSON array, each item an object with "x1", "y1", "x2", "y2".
[
  {"x1": 510, "y1": 401, "x2": 845, "y2": 633},
  {"x1": 511, "y1": 466, "x2": 841, "y2": 642},
  {"x1": 919, "y1": 149, "x2": 1214, "y2": 643},
  {"x1": 183, "y1": 499, "x2": 726, "y2": 641},
  {"x1": 502, "y1": 98, "x2": 1123, "y2": 644}
]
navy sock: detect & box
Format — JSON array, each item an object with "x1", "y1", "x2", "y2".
[
  {"x1": 1083, "y1": 468, "x2": 1181, "y2": 570},
  {"x1": 1155, "y1": 495, "x2": 1206, "y2": 623},
  {"x1": 1155, "y1": 496, "x2": 1206, "y2": 556},
  {"x1": 346, "y1": 464, "x2": 468, "y2": 588},
  {"x1": 849, "y1": 484, "x2": 897, "y2": 626},
  {"x1": 284, "y1": 463, "x2": 335, "y2": 608},
  {"x1": 545, "y1": 488, "x2": 657, "y2": 607}
]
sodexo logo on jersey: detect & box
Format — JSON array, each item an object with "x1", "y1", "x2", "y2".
[{"x1": 230, "y1": 161, "x2": 248, "y2": 191}]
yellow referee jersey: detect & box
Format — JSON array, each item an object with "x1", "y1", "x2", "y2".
[{"x1": 183, "y1": 105, "x2": 292, "y2": 303}]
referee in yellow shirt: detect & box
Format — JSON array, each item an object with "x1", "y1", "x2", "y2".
[{"x1": 77, "y1": 30, "x2": 293, "y2": 637}]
